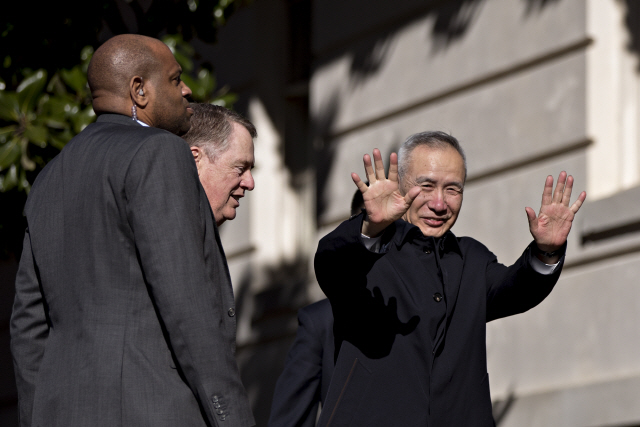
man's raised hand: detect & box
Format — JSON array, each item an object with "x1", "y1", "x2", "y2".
[
  {"x1": 525, "y1": 171, "x2": 586, "y2": 263},
  {"x1": 352, "y1": 149, "x2": 420, "y2": 237}
]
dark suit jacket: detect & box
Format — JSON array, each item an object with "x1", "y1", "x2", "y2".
[
  {"x1": 314, "y1": 214, "x2": 563, "y2": 427},
  {"x1": 268, "y1": 299, "x2": 335, "y2": 427},
  {"x1": 10, "y1": 114, "x2": 254, "y2": 427}
]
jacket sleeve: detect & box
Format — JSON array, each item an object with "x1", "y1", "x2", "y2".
[
  {"x1": 314, "y1": 214, "x2": 384, "y2": 302},
  {"x1": 485, "y1": 241, "x2": 564, "y2": 322},
  {"x1": 10, "y1": 229, "x2": 50, "y2": 427},
  {"x1": 125, "y1": 134, "x2": 253, "y2": 427},
  {"x1": 268, "y1": 307, "x2": 324, "y2": 427}
]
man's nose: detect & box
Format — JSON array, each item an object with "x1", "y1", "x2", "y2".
[
  {"x1": 427, "y1": 189, "x2": 446, "y2": 212},
  {"x1": 241, "y1": 171, "x2": 255, "y2": 191},
  {"x1": 181, "y1": 82, "x2": 192, "y2": 98}
]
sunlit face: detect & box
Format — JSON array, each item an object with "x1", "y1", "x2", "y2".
[
  {"x1": 195, "y1": 122, "x2": 255, "y2": 226},
  {"x1": 401, "y1": 145, "x2": 465, "y2": 238},
  {"x1": 144, "y1": 44, "x2": 193, "y2": 135}
]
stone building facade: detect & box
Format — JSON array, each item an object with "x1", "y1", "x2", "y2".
[
  {"x1": 209, "y1": 0, "x2": 640, "y2": 425},
  {"x1": 2, "y1": 1, "x2": 640, "y2": 426}
]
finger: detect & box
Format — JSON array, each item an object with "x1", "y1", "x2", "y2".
[
  {"x1": 387, "y1": 152, "x2": 399, "y2": 183},
  {"x1": 352, "y1": 172, "x2": 369, "y2": 193},
  {"x1": 552, "y1": 171, "x2": 567, "y2": 203},
  {"x1": 372, "y1": 148, "x2": 386, "y2": 181},
  {"x1": 561, "y1": 174, "x2": 574, "y2": 206},
  {"x1": 363, "y1": 153, "x2": 376, "y2": 183},
  {"x1": 525, "y1": 206, "x2": 537, "y2": 225},
  {"x1": 569, "y1": 190, "x2": 587, "y2": 214},
  {"x1": 404, "y1": 186, "x2": 421, "y2": 206},
  {"x1": 541, "y1": 175, "x2": 554, "y2": 206}
]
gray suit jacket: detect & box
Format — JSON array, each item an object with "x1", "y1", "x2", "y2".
[{"x1": 10, "y1": 114, "x2": 254, "y2": 427}]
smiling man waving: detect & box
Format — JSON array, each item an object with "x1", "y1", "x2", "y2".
[{"x1": 314, "y1": 131, "x2": 586, "y2": 427}]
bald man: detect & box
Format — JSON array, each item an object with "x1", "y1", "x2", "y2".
[{"x1": 10, "y1": 35, "x2": 254, "y2": 427}]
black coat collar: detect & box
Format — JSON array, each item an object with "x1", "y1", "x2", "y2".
[{"x1": 391, "y1": 220, "x2": 463, "y2": 257}]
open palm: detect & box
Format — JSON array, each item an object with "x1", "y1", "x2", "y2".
[
  {"x1": 526, "y1": 172, "x2": 586, "y2": 252},
  {"x1": 352, "y1": 149, "x2": 420, "y2": 237}
]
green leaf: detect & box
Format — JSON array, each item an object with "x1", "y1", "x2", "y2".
[
  {"x1": 60, "y1": 66, "x2": 87, "y2": 94},
  {"x1": 50, "y1": 128, "x2": 74, "y2": 150},
  {"x1": 162, "y1": 34, "x2": 179, "y2": 52},
  {"x1": 40, "y1": 93, "x2": 74, "y2": 119},
  {"x1": 21, "y1": 137, "x2": 36, "y2": 171},
  {"x1": 23, "y1": 124, "x2": 49, "y2": 147},
  {"x1": 46, "y1": 74, "x2": 68, "y2": 96},
  {"x1": 0, "y1": 164, "x2": 18, "y2": 192},
  {"x1": 71, "y1": 106, "x2": 96, "y2": 133},
  {"x1": 0, "y1": 91, "x2": 20, "y2": 122},
  {"x1": 16, "y1": 69, "x2": 47, "y2": 114},
  {"x1": 80, "y1": 46, "x2": 94, "y2": 72},
  {"x1": 0, "y1": 125, "x2": 17, "y2": 143},
  {"x1": 173, "y1": 50, "x2": 194, "y2": 74},
  {"x1": 0, "y1": 137, "x2": 21, "y2": 171},
  {"x1": 17, "y1": 167, "x2": 30, "y2": 192},
  {"x1": 49, "y1": 134, "x2": 68, "y2": 150}
]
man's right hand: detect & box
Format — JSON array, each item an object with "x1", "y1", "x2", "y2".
[{"x1": 352, "y1": 148, "x2": 420, "y2": 237}]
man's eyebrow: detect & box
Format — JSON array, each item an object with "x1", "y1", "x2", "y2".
[
  {"x1": 415, "y1": 176, "x2": 436, "y2": 184},
  {"x1": 415, "y1": 176, "x2": 463, "y2": 188}
]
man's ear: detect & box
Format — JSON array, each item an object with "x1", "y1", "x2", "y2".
[
  {"x1": 191, "y1": 146, "x2": 202, "y2": 167},
  {"x1": 130, "y1": 76, "x2": 148, "y2": 108}
]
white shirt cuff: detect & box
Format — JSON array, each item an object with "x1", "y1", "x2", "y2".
[{"x1": 529, "y1": 253, "x2": 562, "y2": 275}]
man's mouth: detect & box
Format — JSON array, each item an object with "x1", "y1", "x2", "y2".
[{"x1": 422, "y1": 217, "x2": 446, "y2": 227}]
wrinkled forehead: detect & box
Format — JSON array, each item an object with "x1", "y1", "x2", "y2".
[{"x1": 403, "y1": 145, "x2": 465, "y2": 182}]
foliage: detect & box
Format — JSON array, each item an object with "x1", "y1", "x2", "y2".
[
  {"x1": 0, "y1": 48, "x2": 95, "y2": 193},
  {"x1": 1, "y1": 0, "x2": 250, "y2": 87},
  {"x1": 0, "y1": 0, "x2": 249, "y2": 256},
  {"x1": 162, "y1": 34, "x2": 237, "y2": 107}
]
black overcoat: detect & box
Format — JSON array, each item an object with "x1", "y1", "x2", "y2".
[{"x1": 314, "y1": 214, "x2": 562, "y2": 427}]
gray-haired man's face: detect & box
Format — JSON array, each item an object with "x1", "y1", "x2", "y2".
[{"x1": 400, "y1": 145, "x2": 465, "y2": 238}]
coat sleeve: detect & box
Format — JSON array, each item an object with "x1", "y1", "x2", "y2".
[
  {"x1": 485, "y1": 241, "x2": 564, "y2": 322},
  {"x1": 314, "y1": 214, "x2": 384, "y2": 302},
  {"x1": 125, "y1": 134, "x2": 253, "y2": 427},
  {"x1": 10, "y1": 229, "x2": 50, "y2": 427},
  {"x1": 268, "y1": 307, "x2": 324, "y2": 427}
]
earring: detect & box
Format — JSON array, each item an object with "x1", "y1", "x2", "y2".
[
  {"x1": 131, "y1": 104, "x2": 138, "y2": 121},
  {"x1": 138, "y1": 89, "x2": 144, "y2": 95}
]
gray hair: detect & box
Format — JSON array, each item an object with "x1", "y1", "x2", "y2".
[
  {"x1": 397, "y1": 131, "x2": 467, "y2": 182},
  {"x1": 182, "y1": 103, "x2": 257, "y2": 161}
]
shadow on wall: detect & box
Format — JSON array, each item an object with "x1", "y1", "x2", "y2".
[
  {"x1": 624, "y1": 0, "x2": 640, "y2": 68},
  {"x1": 314, "y1": 0, "x2": 562, "y2": 222},
  {"x1": 232, "y1": 256, "x2": 311, "y2": 425}
]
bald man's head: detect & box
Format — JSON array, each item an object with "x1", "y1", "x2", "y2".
[
  {"x1": 88, "y1": 35, "x2": 162, "y2": 102},
  {"x1": 88, "y1": 34, "x2": 193, "y2": 135}
]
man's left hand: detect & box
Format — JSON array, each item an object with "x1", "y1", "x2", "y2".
[{"x1": 525, "y1": 171, "x2": 586, "y2": 263}]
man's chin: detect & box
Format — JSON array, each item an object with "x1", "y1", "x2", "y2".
[
  {"x1": 223, "y1": 207, "x2": 237, "y2": 222},
  {"x1": 417, "y1": 224, "x2": 448, "y2": 238}
]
